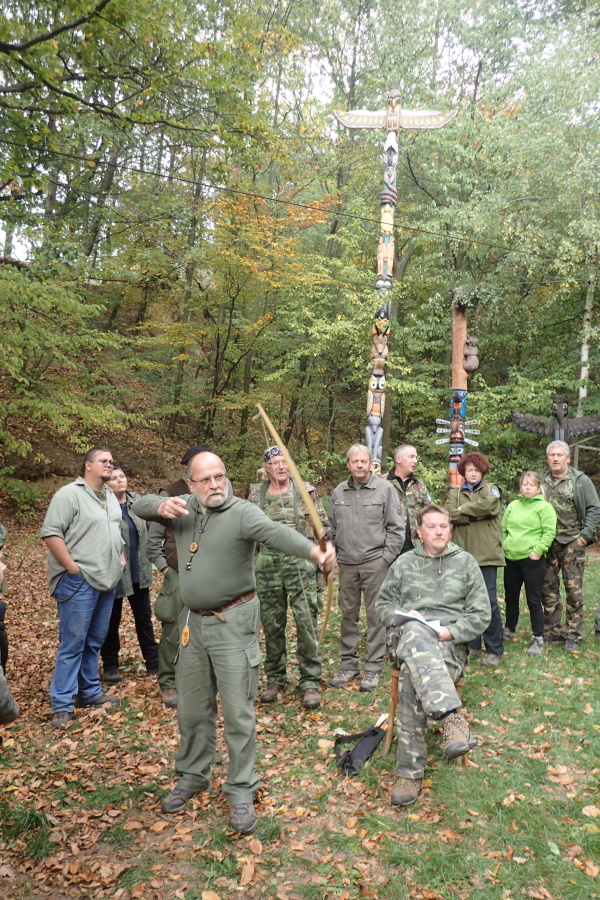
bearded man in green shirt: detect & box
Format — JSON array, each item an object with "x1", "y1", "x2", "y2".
[{"x1": 132, "y1": 452, "x2": 336, "y2": 834}]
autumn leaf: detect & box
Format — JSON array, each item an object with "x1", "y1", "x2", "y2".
[
  {"x1": 239, "y1": 860, "x2": 255, "y2": 886},
  {"x1": 249, "y1": 837, "x2": 262, "y2": 855},
  {"x1": 582, "y1": 805, "x2": 600, "y2": 817}
]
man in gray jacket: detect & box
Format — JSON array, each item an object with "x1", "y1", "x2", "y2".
[
  {"x1": 328, "y1": 444, "x2": 404, "y2": 692},
  {"x1": 132, "y1": 451, "x2": 335, "y2": 834}
]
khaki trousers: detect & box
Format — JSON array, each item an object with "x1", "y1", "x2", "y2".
[
  {"x1": 337, "y1": 556, "x2": 389, "y2": 674},
  {"x1": 174, "y1": 595, "x2": 261, "y2": 805}
]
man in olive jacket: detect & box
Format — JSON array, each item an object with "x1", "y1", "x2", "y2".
[
  {"x1": 541, "y1": 440, "x2": 600, "y2": 650},
  {"x1": 376, "y1": 505, "x2": 490, "y2": 808},
  {"x1": 132, "y1": 452, "x2": 335, "y2": 834}
]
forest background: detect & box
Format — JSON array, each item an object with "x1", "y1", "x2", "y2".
[{"x1": 0, "y1": 0, "x2": 599, "y2": 508}]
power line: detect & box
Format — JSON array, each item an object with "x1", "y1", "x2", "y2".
[{"x1": 0, "y1": 135, "x2": 590, "y2": 270}]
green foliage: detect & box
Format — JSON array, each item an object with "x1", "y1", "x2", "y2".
[
  {"x1": 0, "y1": 0, "x2": 598, "y2": 489},
  {"x1": 0, "y1": 468, "x2": 44, "y2": 514}
]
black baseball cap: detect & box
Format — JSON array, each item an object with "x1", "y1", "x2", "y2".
[{"x1": 180, "y1": 444, "x2": 212, "y2": 465}]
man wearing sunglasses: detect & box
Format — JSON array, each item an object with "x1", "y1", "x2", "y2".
[
  {"x1": 133, "y1": 451, "x2": 336, "y2": 834},
  {"x1": 41, "y1": 448, "x2": 125, "y2": 730}
]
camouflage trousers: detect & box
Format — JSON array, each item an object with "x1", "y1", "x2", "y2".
[
  {"x1": 542, "y1": 538, "x2": 586, "y2": 640},
  {"x1": 255, "y1": 549, "x2": 322, "y2": 690},
  {"x1": 389, "y1": 622, "x2": 466, "y2": 780}
]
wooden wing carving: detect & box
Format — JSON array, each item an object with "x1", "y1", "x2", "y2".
[
  {"x1": 333, "y1": 109, "x2": 388, "y2": 129},
  {"x1": 397, "y1": 109, "x2": 458, "y2": 130},
  {"x1": 511, "y1": 412, "x2": 554, "y2": 435},
  {"x1": 565, "y1": 414, "x2": 600, "y2": 438}
]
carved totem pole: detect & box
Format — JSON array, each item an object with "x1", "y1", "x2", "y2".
[
  {"x1": 334, "y1": 89, "x2": 456, "y2": 473},
  {"x1": 434, "y1": 291, "x2": 481, "y2": 486}
]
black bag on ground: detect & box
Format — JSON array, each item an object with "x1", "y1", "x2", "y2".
[{"x1": 334, "y1": 726, "x2": 385, "y2": 775}]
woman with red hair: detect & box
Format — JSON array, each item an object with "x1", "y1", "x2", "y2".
[{"x1": 445, "y1": 452, "x2": 505, "y2": 666}]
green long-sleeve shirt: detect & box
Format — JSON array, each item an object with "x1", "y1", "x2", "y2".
[{"x1": 132, "y1": 484, "x2": 316, "y2": 610}]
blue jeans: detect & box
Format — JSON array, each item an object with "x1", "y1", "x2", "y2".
[{"x1": 50, "y1": 572, "x2": 116, "y2": 713}]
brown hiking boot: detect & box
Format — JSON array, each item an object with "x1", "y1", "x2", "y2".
[
  {"x1": 441, "y1": 712, "x2": 476, "y2": 760},
  {"x1": 391, "y1": 777, "x2": 423, "y2": 807},
  {"x1": 260, "y1": 682, "x2": 286, "y2": 704},
  {"x1": 161, "y1": 688, "x2": 178, "y2": 709},
  {"x1": 302, "y1": 688, "x2": 321, "y2": 709}
]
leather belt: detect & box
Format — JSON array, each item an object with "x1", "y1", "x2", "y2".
[{"x1": 193, "y1": 590, "x2": 256, "y2": 621}]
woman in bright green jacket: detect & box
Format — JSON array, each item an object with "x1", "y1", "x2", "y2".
[{"x1": 502, "y1": 471, "x2": 557, "y2": 656}]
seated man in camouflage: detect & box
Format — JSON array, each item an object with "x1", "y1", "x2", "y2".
[{"x1": 375, "y1": 505, "x2": 490, "y2": 807}]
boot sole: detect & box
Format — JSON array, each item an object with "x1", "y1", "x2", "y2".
[{"x1": 443, "y1": 734, "x2": 476, "y2": 759}]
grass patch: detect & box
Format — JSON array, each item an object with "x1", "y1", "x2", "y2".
[
  {"x1": 254, "y1": 813, "x2": 282, "y2": 843},
  {"x1": 192, "y1": 853, "x2": 239, "y2": 882},
  {"x1": 0, "y1": 800, "x2": 53, "y2": 860},
  {"x1": 117, "y1": 857, "x2": 158, "y2": 891},
  {"x1": 82, "y1": 779, "x2": 161, "y2": 809},
  {"x1": 99, "y1": 822, "x2": 135, "y2": 848}
]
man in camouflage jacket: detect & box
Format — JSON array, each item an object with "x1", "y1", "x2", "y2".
[
  {"x1": 541, "y1": 441, "x2": 600, "y2": 650},
  {"x1": 376, "y1": 505, "x2": 490, "y2": 808},
  {"x1": 387, "y1": 444, "x2": 431, "y2": 554},
  {"x1": 248, "y1": 446, "x2": 330, "y2": 710}
]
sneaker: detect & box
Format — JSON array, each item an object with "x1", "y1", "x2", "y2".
[
  {"x1": 360, "y1": 671, "x2": 380, "y2": 692},
  {"x1": 302, "y1": 688, "x2": 321, "y2": 709},
  {"x1": 229, "y1": 802, "x2": 257, "y2": 834},
  {"x1": 481, "y1": 653, "x2": 502, "y2": 667},
  {"x1": 76, "y1": 693, "x2": 120, "y2": 709},
  {"x1": 526, "y1": 636, "x2": 544, "y2": 656},
  {"x1": 329, "y1": 670, "x2": 360, "y2": 688},
  {"x1": 161, "y1": 688, "x2": 178, "y2": 708},
  {"x1": 103, "y1": 669, "x2": 122, "y2": 684},
  {"x1": 503, "y1": 627, "x2": 517, "y2": 641},
  {"x1": 564, "y1": 637, "x2": 579, "y2": 653},
  {"x1": 161, "y1": 786, "x2": 195, "y2": 814},
  {"x1": 51, "y1": 711, "x2": 72, "y2": 730},
  {"x1": 441, "y1": 712, "x2": 476, "y2": 760},
  {"x1": 260, "y1": 682, "x2": 286, "y2": 704},
  {"x1": 391, "y1": 777, "x2": 423, "y2": 807}
]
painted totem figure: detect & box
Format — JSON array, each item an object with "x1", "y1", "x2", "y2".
[
  {"x1": 335, "y1": 89, "x2": 456, "y2": 473},
  {"x1": 435, "y1": 298, "x2": 480, "y2": 486}
]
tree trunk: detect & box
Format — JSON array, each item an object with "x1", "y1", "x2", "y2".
[
  {"x1": 168, "y1": 151, "x2": 207, "y2": 432},
  {"x1": 573, "y1": 244, "x2": 597, "y2": 467},
  {"x1": 82, "y1": 146, "x2": 121, "y2": 257}
]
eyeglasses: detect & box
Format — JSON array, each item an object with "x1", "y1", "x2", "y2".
[
  {"x1": 267, "y1": 461, "x2": 288, "y2": 468},
  {"x1": 188, "y1": 473, "x2": 227, "y2": 486},
  {"x1": 95, "y1": 459, "x2": 114, "y2": 467}
]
